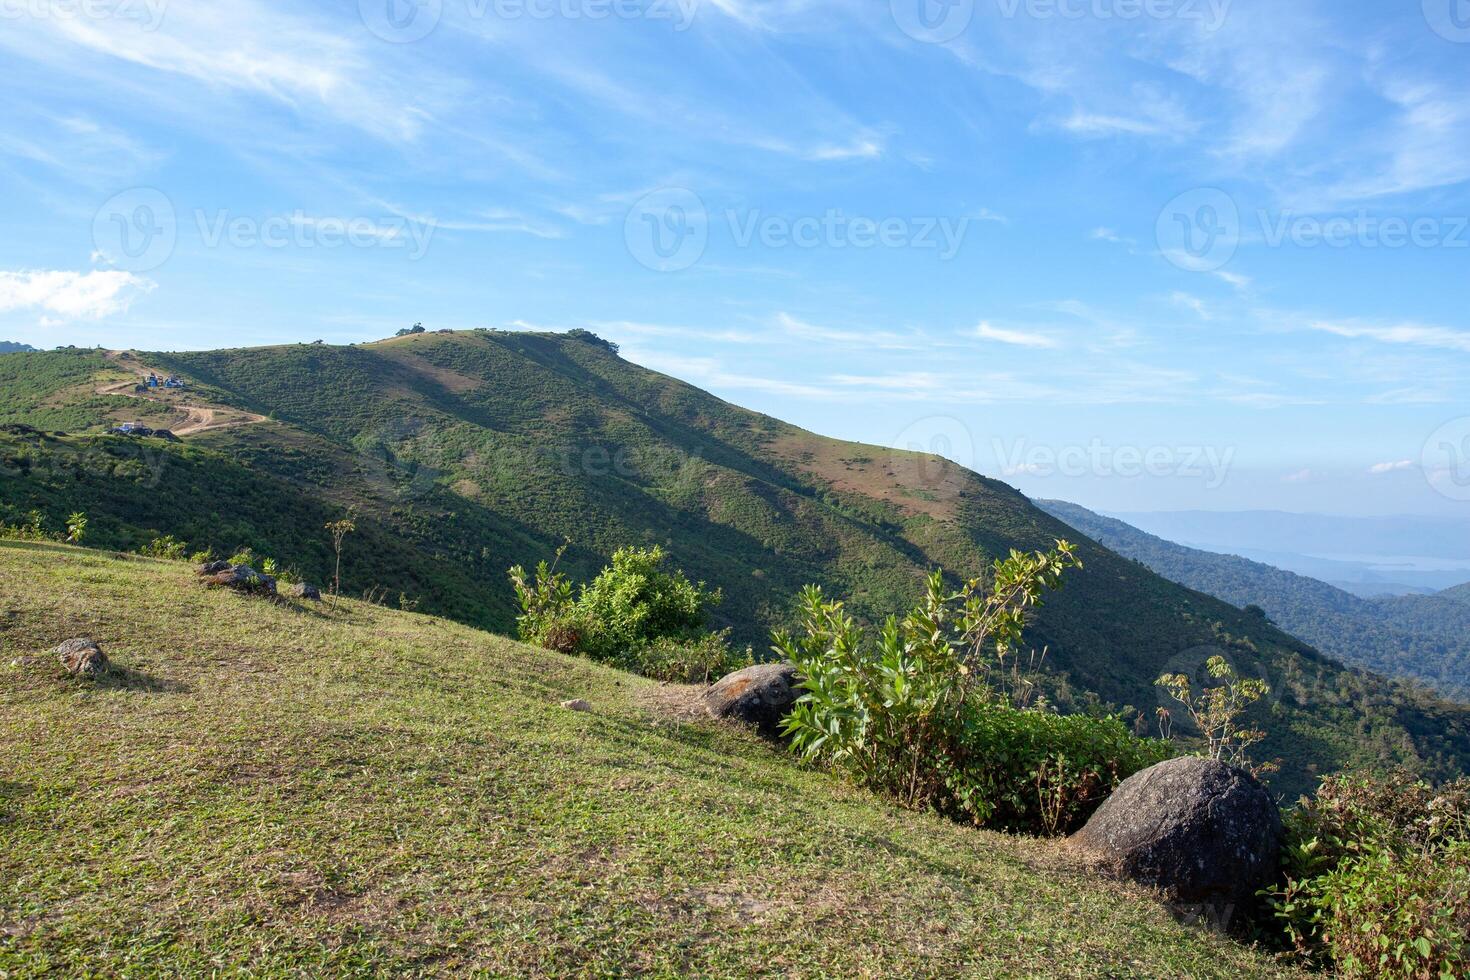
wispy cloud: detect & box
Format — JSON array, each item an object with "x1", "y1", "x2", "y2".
[
  {"x1": 1307, "y1": 319, "x2": 1470, "y2": 354},
  {"x1": 974, "y1": 321, "x2": 1059, "y2": 349},
  {"x1": 1368, "y1": 459, "x2": 1415, "y2": 474}
]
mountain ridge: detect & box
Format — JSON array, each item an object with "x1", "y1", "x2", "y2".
[
  {"x1": 2, "y1": 330, "x2": 1468, "y2": 795},
  {"x1": 1038, "y1": 498, "x2": 1470, "y2": 701}
]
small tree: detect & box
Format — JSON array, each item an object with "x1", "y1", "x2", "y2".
[
  {"x1": 65, "y1": 512, "x2": 87, "y2": 545},
  {"x1": 1156, "y1": 656, "x2": 1271, "y2": 770},
  {"x1": 325, "y1": 516, "x2": 357, "y2": 597}
]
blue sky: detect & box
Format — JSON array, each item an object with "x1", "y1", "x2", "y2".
[{"x1": 2, "y1": 0, "x2": 1470, "y2": 517}]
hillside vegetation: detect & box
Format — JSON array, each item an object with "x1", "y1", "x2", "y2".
[
  {"x1": 1, "y1": 331, "x2": 1468, "y2": 798},
  {"x1": 0, "y1": 542, "x2": 1294, "y2": 977},
  {"x1": 1037, "y1": 500, "x2": 1470, "y2": 702}
]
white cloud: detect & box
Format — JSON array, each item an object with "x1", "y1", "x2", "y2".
[
  {"x1": 974, "y1": 321, "x2": 1059, "y2": 349},
  {"x1": 1282, "y1": 468, "x2": 1314, "y2": 484},
  {"x1": 1368, "y1": 460, "x2": 1415, "y2": 474},
  {"x1": 1307, "y1": 319, "x2": 1470, "y2": 354},
  {"x1": 1170, "y1": 292, "x2": 1210, "y2": 320},
  {"x1": 0, "y1": 269, "x2": 154, "y2": 320}
]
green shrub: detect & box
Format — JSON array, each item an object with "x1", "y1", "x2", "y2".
[
  {"x1": 1268, "y1": 773, "x2": 1469, "y2": 978},
  {"x1": 0, "y1": 510, "x2": 51, "y2": 542},
  {"x1": 777, "y1": 543, "x2": 1171, "y2": 834},
  {"x1": 139, "y1": 535, "x2": 189, "y2": 560},
  {"x1": 633, "y1": 629, "x2": 753, "y2": 685},
  {"x1": 573, "y1": 545, "x2": 719, "y2": 662},
  {"x1": 509, "y1": 545, "x2": 725, "y2": 678}
]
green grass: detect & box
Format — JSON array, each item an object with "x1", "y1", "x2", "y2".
[{"x1": 0, "y1": 542, "x2": 1295, "y2": 977}]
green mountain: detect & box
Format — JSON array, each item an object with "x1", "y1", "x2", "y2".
[
  {"x1": 1037, "y1": 499, "x2": 1470, "y2": 702},
  {"x1": 1442, "y1": 583, "x2": 1470, "y2": 605},
  {"x1": 2, "y1": 331, "x2": 1469, "y2": 797},
  {"x1": 0, "y1": 341, "x2": 36, "y2": 354}
]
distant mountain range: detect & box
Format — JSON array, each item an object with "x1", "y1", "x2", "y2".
[
  {"x1": 1039, "y1": 499, "x2": 1470, "y2": 702},
  {"x1": 1112, "y1": 509, "x2": 1470, "y2": 595},
  {"x1": 0, "y1": 342, "x2": 36, "y2": 354}
]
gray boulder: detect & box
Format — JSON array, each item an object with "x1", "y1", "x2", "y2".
[
  {"x1": 1072, "y1": 756, "x2": 1282, "y2": 912},
  {"x1": 196, "y1": 560, "x2": 231, "y2": 576},
  {"x1": 286, "y1": 582, "x2": 322, "y2": 601},
  {"x1": 55, "y1": 638, "x2": 108, "y2": 677},
  {"x1": 703, "y1": 663, "x2": 801, "y2": 737},
  {"x1": 206, "y1": 565, "x2": 277, "y2": 596}
]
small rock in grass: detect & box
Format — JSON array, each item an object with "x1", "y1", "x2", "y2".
[
  {"x1": 55, "y1": 638, "x2": 108, "y2": 677},
  {"x1": 286, "y1": 582, "x2": 322, "y2": 601},
  {"x1": 561, "y1": 698, "x2": 592, "y2": 713}
]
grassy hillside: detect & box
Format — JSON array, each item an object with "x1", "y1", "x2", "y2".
[
  {"x1": 2, "y1": 330, "x2": 1469, "y2": 798},
  {"x1": 0, "y1": 542, "x2": 1295, "y2": 977},
  {"x1": 1038, "y1": 499, "x2": 1470, "y2": 702}
]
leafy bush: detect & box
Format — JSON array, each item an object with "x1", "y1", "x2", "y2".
[
  {"x1": 777, "y1": 543, "x2": 1171, "y2": 834},
  {"x1": 139, "y1": 535, "x2": 189, "y2": 560},
  {"x1": 573, "y1": 546, "x2": 719, "y2": 661},
  {"x1": 1268, "y1": 772, "x2": 1469, "y2": 978},
  {"x1": 633, "y1": 629, "x2": 753, "y2": 685},
  {"x1": 509, "y1": 545, "x2": 726, "y2": 678},
  {"x1": 0, "y1": 510, "x2": 51, "y2": 542}
]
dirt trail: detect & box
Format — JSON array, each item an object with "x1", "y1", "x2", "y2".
[{"x1": 97, "y1": 353, "x2": 267, "y2": 437}]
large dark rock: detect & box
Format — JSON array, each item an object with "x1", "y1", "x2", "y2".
[
  {"x1": 206, "y1": 565, "x2": 277, "y2": 596},
  {"x1": 55, "y1": 638, "x2": 108, "y2": 677},
  {"x1": 1072, "y1": 756, "x2": 1282, "y2": 912},
  {"x1": 196, "y1": 560, "x2": 231, "y2": 576},
  {"x1": 702, "y1": 663, "x2": 801, "y2": 737}
]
